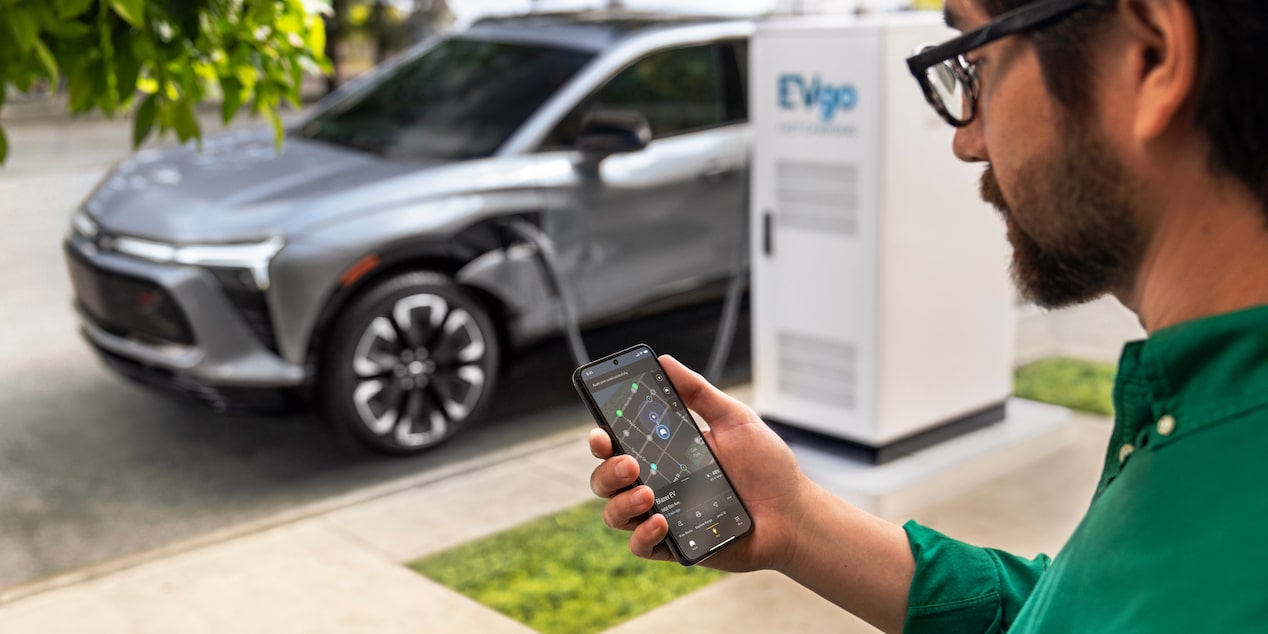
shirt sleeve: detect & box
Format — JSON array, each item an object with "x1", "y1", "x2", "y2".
[{"x1": 902, "y1": 521, "x2": 1051, "y2": 634}]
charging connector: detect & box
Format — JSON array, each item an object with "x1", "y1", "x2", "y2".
[{"x1": 501, "y1": 217, "x2": 746, "y2": 385}]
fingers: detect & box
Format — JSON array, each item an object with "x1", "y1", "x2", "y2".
[
  {"x1": 602, "y1": 485, "x2": 655, "y2": 531},
  {"x1": 630, "y1": 513, "x2": 673, "y2": 561},
  {"x1": 588, "y1": 427, "x2": 613, "y2": 459},
  {"x1": 590, "y1": 453, "x2": 639, "y2": 498},
  {"x1": 660, "y1": 354, "x2": 749, "y2": 425}
]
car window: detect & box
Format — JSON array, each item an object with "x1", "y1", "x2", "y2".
[
  {"x1": 299, "y1": 38, "x2": 593, "y2": 160},
  {"x1": 541, "y1": 44, "x2": 735, "y2": 149}
]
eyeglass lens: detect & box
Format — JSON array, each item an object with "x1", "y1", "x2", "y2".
[{"x1": 925, "y1": 57, "x2": 971, "y2": 123}]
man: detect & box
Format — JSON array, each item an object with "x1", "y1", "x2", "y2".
[{"x1": 588, "y1": 0, "x2": 1268, "y2": 631}]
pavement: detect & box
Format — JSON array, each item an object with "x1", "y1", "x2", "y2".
[
  {"x1": 0, "y1": 401, "x2": 1114, "y2": 634},
  {"x1": 0, "y1": 410, "x2": 1120, "y2": 634},
  {"x1": 0, "y1": 300, "x2": 1133, "y2": 634}
]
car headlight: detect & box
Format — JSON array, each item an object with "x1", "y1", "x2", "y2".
[
  {"x1": 71, "y1": 209, "x2": 100, "y2": 240},
  {"x1": 112, "y1": 236, "x2": 285, "y2": 291}
]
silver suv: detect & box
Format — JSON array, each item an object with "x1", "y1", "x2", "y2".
[{"x1": 64, "y1": 12, "x2": 752, "y2": 454}]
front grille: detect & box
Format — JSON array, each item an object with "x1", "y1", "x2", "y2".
[{"x1": 66, "y1": 248, "x2": 196, "y2": 347}]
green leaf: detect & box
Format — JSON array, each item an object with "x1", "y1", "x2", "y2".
[
  {"x1": 129, "y1": 31, "x2": 154, "y2": 60},
  {"x1": 55, "y1": 0, "x2": 95, "y2": 19},
  {"x1": 114, "y1": 44, "x2": 141, "y2": 97},
  {"x1": 67, "y1": 63, "x2": 97, "y2": 112},
  {"x1": 235, "y1": 63, "x2": 259, "y2": 89},
  {"x1": 8, "y1": 10, "x2": 39, "y2": 52},
  {"x1": 305, "y1": 14, "x2": 326, "y2": 57},
  {"x1": 264, "y1": 108, "x2": 284, "y2": 151},
  {"x1": 276, "y1": 11, "x2": 302, "y2": 35},
  {"x1": 41, "y1": 18, "x2": 91, "y2": 39},
  {"x1": 107, "y1": 0, "x2": 145, "y2": 27},
  {"x1": 220, "y1": 76, "x2": 244, "y2": 123},
  {"x1": 172, "y1": 98, "x2": 200, "y2": 143},
  {"x1": 94, "y1": 53, "x2": 118, "y2": 113},
  {"x1": 32, "y1": 39, "x2": 59, "y2": 81},
  {"x1": 250, "y1": 0, "x2": 277, "y2": 27},
  {"x1": 0, "y1": 126, "x2": 8, "y2": 165},
  {"x1": 133, "y1": 93, "x2": 157, "y2": 147}
]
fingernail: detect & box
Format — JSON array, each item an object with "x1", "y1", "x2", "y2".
[{"x1": 616, "y1": 460, "x2": 630, "y2": 479}]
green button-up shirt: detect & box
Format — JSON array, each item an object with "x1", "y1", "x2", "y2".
[{"x1": 903, "y1": 304, "x2": 1268, "y2": 632}]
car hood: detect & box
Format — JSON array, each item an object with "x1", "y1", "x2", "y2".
[{"x1": 83, "y1": 128, "x2": 455, "y2": 243}]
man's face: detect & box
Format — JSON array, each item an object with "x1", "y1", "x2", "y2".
[{"x1": 950, "y1": 0, "x2": 1146, "y2": 309}]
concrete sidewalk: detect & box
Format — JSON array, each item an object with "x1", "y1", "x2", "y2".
[
  {"x1": 0, "y1": 298, "x2": 1137, "y2": 633},
  {"x1": 0, "y1": 401, "x2": 1113, "y2": 634}
]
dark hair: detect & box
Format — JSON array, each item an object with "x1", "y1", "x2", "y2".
[{"x1": 981, "y1": 0, "x2": 1268, "y2": 216}]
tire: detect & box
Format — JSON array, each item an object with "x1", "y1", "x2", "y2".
[{"x1": 319, "y1": 271, "x2": 500, "y2": 455}]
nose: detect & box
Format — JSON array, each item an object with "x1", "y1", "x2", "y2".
[{"x1": 952, "y1": 116, "x2": 988, "y2": 163}]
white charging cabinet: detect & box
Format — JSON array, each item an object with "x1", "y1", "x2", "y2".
[{"x1": 750, "y1": 13, "x2": 1015, "y2": 462}]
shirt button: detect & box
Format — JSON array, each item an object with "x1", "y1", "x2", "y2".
[
  {"x1": 1157, "y1": 415, "x2": 1177, "y2": 436},
  {"x1": 1119, "y1": 443, "x2": 1135, "y2": 463}
]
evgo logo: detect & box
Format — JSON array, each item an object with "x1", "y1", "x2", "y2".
[{"x1": 778, "y1": 74, "x2": 859, "y2": 122}]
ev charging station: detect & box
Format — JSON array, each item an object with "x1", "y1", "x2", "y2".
[{"x1": 749, "y1": 12, "x2": 1074, "y2": 514}]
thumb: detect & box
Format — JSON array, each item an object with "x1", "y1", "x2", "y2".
[{"x1": 659, "y1": 354, "x2": 750, "y2": 426}]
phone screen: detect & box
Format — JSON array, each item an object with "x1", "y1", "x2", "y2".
[{"x1": 575, "y1": 344, "x2": 753, "y2": 565}]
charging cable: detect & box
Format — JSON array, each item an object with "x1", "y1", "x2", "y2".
[
  {"x1": 704, "y1": 217, "x2": 748, "y2": 384},
  {"x1": 502, "y1": 216, "x2": 746, "y2": 385},
  {"x1": 503, "y1": 218, "x2": 591, "y2": 367}
]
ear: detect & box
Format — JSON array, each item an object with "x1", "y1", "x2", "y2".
[{"x1": 1120, "y1": 0, "x2": 1200, "y2": 141}]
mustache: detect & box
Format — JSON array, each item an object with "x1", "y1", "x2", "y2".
[{"x1": 980, "y1": 166, "x2": 1009, "y2": 214}]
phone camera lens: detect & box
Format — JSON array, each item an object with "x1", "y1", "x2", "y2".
[{"x1": 613, "y1": 359, "x2": 619, "y2": 365}]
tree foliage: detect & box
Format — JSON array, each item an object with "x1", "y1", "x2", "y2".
[{"x1": 0, "y1": 0, "x2": 331, "y2": 163}]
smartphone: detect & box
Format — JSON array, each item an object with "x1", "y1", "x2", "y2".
[{"x1": 573, "y1": 344, "x2": 753, "y2": 566}]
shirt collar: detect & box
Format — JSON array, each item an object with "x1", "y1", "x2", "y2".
[
  {"x1": 1136, "y1": 303, "x2": 1268, "y2": 423},
  {"x1": 1100, "y1": 303, "x2": 1268, "y2": 492}
]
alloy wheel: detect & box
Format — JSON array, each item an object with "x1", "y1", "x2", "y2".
[{"x1": 348, "y1": 293, "x2": 488, "y2": 449}]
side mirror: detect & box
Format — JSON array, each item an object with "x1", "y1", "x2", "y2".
[{"x1": 575, "y1": 108, "x2": 651, "y2": 157}]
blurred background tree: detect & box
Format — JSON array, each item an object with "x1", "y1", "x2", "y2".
[
  {"x1": 0, "y1": 0, "x2": 332, "y2": 163},
  {"x1": 2, "y1": 0, "x2": 938, "y2": 164},
  {"x1": 323, "y1": 0, "x2": 453, "y2": 91}
]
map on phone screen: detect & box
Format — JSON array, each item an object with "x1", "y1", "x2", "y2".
[{"x1": 588, "y1": 369, "x2": 714, "y2": 484}]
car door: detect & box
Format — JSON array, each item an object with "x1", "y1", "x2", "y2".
[{"x1": 537, "y1": 40, "x2": 750, "y2": 324}]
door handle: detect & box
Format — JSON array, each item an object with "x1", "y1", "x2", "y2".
[{"x1": 699, "y1": 162, "x2": 731, "y2": 183}]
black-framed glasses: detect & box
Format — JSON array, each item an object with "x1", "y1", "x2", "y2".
[{"x1": 906, "y1": 0, "x2": 1099, "y2": 127}]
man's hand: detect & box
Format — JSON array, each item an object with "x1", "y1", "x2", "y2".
[
  {"x1": 586, "y1": 354, "x2": 916, "y2": 633},
  {"x1": 587, "y1": 354, "x2": 809, "y2": 572}
]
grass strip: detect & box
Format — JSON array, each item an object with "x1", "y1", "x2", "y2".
[
  {"x1": 1014, "y1": 356, "x2": 1117, "y2": 416},
  {"x1": 409, "y1": 498, "x2": 725, "y2": 634}
]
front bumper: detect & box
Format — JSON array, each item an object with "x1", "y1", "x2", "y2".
[{"x1": 64, "y1": 232, "x2": 307, "y2": 395}]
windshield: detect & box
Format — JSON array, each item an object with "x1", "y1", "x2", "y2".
[{"x1": 300, "y1": 38, "x2": 594, "y2": 160}]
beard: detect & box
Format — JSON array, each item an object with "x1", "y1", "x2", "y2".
[{"x1": 979, "y1": 119, "x2": 1146, "y2": 309}]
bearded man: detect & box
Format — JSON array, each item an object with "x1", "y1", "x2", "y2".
[{"x1": 588, "y1": 0, "x2": 1268, "y2": 631}]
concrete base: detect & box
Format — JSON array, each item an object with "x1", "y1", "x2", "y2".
[{"x1": 788, "y1": 398, "x2": 1076, "y2": 519}]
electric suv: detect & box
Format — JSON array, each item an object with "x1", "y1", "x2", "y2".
[{"x1": 64, "y1": 11, "x2": 752, "y2": 454}]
